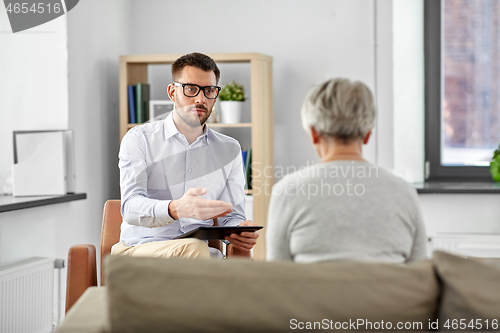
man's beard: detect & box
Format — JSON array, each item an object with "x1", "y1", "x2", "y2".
[{"x1": 174, "y1": 103, "x2": 211, "y2": 128}]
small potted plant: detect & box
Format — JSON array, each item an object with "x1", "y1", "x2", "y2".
[
  {"x1": 218, "y1": 81, "x2": 245, "y2": 124},
  {"x1": 490, "y1": 144, "x2": 500, "y2": 182}
]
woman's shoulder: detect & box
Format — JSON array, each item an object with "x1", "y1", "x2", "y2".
[{"x1": 275, "y1": 161, "x2": 417, "y2": 194}]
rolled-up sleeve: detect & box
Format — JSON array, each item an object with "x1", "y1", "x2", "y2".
[{"x1": 119, "y1": 129, "x2": 175, "y2": 228}]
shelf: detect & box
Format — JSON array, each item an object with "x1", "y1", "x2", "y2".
[
  {"x1": 0, "y1": 193, "x2": 87, "y2": 213},
  {"x1": 127, "y1": 122, "x2": 252, "y2": 129},
  {"x1": 414, "y1": 181, "x2": 500, "y2": 194},
  {"x1": 120, "y1": 53, "x2": 272, "y2": 65},
  {"x1": 208, "y1": 123, "x2": 252, "y2": 128}
]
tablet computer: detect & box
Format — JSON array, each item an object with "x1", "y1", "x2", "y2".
[{"x1": 175, "y1": 226, "x2": 263, "y2": 240}]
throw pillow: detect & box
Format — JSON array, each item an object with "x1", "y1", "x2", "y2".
[{"x1": 434, "y1": 250, "x2": 500, "y2": 331}]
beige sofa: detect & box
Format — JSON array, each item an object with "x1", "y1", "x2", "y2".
[{"x1": 56, "y1": 251, "x2": 500, "y2": 332}]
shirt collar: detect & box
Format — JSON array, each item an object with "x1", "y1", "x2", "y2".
[
  {"x1": 164, "y1": 111, "x2": 211, "y2": 144},
  {"x1": 164, "y1": 112, "x2": 180, "y2": 140}
]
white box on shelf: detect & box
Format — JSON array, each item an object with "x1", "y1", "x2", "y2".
[
  {"x1": 12, "y1": 130, "x2": 75, "y2": 197},
  {"x1": 245, "y1": 194, "x2": 253, "y2": 222},
  {"x1": 149, "y1": 100, "x2": 174, "y2": 122}
]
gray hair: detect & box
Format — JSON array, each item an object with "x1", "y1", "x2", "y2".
[{"x1": 301, "y1": 78, "x2": 376, "y2": 143}]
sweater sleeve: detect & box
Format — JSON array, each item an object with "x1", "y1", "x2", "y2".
[
  {"x1": 266, "y1": 180, "x2": 294, "y2": 261},
  {"x1": 407, "y1": 190, "x2": 429, "y2": 262}
]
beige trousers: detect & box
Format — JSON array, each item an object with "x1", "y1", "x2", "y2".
[{"x1": 110, "y1": 238, "x2": 211, "y2": 259}]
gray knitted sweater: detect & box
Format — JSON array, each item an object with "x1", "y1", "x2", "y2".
[{"x1": 266, "y1": 161, "x2": 427, "y2": 263}]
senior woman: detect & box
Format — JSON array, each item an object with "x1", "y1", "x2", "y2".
[{"x1": 266, "y1": 78, "x2": 427, "y2": 263}]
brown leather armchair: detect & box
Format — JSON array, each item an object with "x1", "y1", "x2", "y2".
[{"x1": 65, "y1": 200, "x2": 250, "y2": 312}]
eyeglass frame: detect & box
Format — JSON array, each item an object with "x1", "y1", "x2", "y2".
[{"x1": 171, "y1": 81, "x2": 221, "y2": 99}]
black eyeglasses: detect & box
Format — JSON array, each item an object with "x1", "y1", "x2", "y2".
[{"x1": 172, "y1": 82, "x2": 221, "y2": 99}]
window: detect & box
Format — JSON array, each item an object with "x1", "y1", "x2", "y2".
[{"x1": 425, "y1": 0, "x2": 500, "y2": 180}]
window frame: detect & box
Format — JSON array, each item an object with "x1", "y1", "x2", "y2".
[{"x1": 424, "y1": 0, "x2": 493, "y2": 181}]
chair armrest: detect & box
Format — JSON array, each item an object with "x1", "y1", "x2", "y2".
[
  {"x1": 65, "y1": 244, "x2": 98, "y2": 313},
  {"x1": 226, "y1": 244, "x2": 251, "y2": 258}
]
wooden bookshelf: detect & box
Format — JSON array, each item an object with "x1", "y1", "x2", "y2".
[
  {"x1": 119, "y1": 53, "x2": 274, "y2": 260},
  {"x1": 208, "y1": 123, "x2": 252, "y2": 128},
  {"x1": 127, "y1": 123, "x2": 253, "y2": 130}
]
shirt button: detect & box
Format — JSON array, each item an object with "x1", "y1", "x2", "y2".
[
  {"x1": 189, "y1": 146, "x2": 192, "y2": 149},
  {"x1": 188, "y1": 168, "x2": 192, "y2": 172}
]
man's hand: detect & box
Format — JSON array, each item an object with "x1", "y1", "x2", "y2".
[
  {"x1": 225, "y1": 220, "x2": 260, "y2": 251},
  {"x1": 168, "y1": 188, "x2": 232, "y2": 221}
]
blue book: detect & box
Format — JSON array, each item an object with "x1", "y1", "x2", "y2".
[
  {"x1": 241, "y1": 150, "x2": 247, "y2": 173},
  {"x1": 128, "y1": 85, "x2": 137, "y2": 124},
  {"x1": 245, "y1": 148, "x2": 252, "y2": 190}
]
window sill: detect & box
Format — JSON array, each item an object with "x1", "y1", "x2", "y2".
[
  {"x1": 0, "y1": 193, "x2": 87, "y2": 213},
  {"x1": 413, "y1": 181, "x2": 500, "y2": 194}
]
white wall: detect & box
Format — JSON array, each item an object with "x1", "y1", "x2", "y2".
[
  {"x1": 374, "y1": 0, "x2": 394, "y2": 172},
  {"x1": 392, "y1": 0, "x2": 425, "y2": 183},
  {"x1": 420, "y1": 194, "x2": 500, "y2": 235}
]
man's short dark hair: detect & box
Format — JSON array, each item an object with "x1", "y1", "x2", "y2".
[{"x1": 172, "y1": 53, "x2": 220, "y2": 84}]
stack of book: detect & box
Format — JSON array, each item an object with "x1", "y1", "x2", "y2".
[
  {"x1": 241, "y1": 149, "x2": 252, "y2": 191},
  {"x1": 128, "y1": 83, "x2": 150, "y2": 124}
]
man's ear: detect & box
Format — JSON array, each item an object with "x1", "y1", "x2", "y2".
[
  {"x1": 167, "y1": 84, "x2": 176, "y2": 102},
  {"x1": 310, "y1": 126, "x2": 321, "y2": 145},
  {"x1": 363, "y1": 129, "x2": 372, "y2": 145}
]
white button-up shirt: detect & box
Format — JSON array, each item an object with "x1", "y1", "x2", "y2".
[{"x1": 118, "y1": 112, "x2": 246, "y2": 246}]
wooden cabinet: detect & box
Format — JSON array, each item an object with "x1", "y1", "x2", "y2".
[{"x1": 119, "y1": 53, "x2": 273, "y2": 259}]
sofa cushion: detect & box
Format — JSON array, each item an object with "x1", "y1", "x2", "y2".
[
  {"x1": 433, "y1": 251, "x2": 500, "y2": 330},
  {"x1": 56, "y1": 287, "x2": 110, "y2": 333},
  {"x1": 105, "y1": 255, "x2": 439, "y2": 332}
]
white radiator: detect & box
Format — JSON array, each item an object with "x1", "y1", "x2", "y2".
[
  {"x1": 0, "y1": 257, "x2": 54, "y2": 333},
  {"x1": 430, "y1": 233, "x2": 500, "y2": 258}
]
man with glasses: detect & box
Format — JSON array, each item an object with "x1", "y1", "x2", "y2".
[{"x1": 112, "y1": 53, "x2": 259, "y2": 259}]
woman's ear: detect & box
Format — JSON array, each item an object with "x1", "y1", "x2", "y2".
[
  {"x1": 363, "y1": 129, "x2": 372, "y2": 145},
  {"x1": 310, "y1": 126, "x2": 321, "y2": 145}
]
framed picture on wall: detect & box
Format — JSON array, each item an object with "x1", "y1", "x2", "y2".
[{"x1": 149, "y1": 100, "x2": 174, "y2": 122}]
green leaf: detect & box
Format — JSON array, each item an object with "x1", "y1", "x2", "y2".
[
  {"x1": 490, "y1": 160, "x2": 500, "y2": 182},
  {"x1": 490, "y1": 144, "x2": 500, "y2": 182},
  {"x1": 219, "y1": 81, "x2": 245, "y2": 101},
  {"x1": 493, "y1": 145, "x2": 500, "y2": 160}
]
